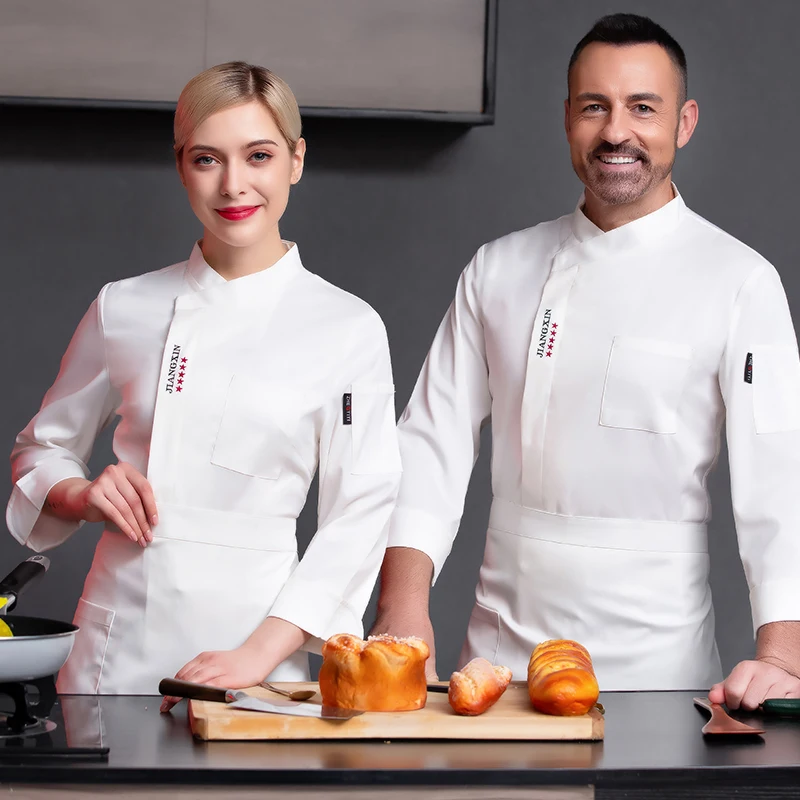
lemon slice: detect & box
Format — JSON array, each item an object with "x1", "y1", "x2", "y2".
[{"x1": 0, "y1": 597, "x2": 13, "y2": 637}]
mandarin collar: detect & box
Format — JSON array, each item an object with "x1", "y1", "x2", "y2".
[
  {"x1": 554, "y1": 184, "x2": 685, "y2": 269},
  {"x1": 179, "y1": 240, "x2": 303, "y2": 309}
]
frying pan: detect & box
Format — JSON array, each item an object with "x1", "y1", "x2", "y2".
[{"x1": 0, "y1": 555, "x2": 79, "y2": 683}]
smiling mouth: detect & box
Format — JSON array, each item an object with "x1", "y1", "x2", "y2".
[
  {"x1": 215, "y1": 206, "x2": 260, "y2": 220},
  {"x1": 597, "y1": 155, "x2": 640, "y2": 165}
]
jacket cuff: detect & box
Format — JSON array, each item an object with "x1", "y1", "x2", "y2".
[
  {"x1": 268, "y1": 576, "x2": 344, "y2": 642},
  {"x1": 386, "y1": 506, "x2": 458, "y2": 585},
  {"x1": 295, "y1": 601, "x2": 363, "y2": 656},
  {"x1": 750, "y1": 579, "x2": 800, "y2": 631},
  {"x1": 7, "y1": 462, "x2": 87, "y2": 550}
]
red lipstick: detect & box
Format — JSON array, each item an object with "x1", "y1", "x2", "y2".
[{"x1": 215, "y1": 205, "x2": 260, "y2": 221}]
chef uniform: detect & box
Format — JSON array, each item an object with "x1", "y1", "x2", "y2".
[
  {"x1": 7, "y1": 242, "x2": 402, "y2": 694},
  {"x1": 387, "y1": 189, "x2": 800, "y2": 690}
]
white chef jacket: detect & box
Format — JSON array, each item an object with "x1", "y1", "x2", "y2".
[
  {"x1": 7, "y1": 242, "x2": 402, "y2": 694},
  {"x1": 387, "y1": 189, "x2": 800, "y2": 690}
]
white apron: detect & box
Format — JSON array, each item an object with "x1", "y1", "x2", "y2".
[{"x1": 460, "y1": 499, "x2": 722, "y2": 691}]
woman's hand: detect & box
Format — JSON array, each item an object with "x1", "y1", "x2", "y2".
[
  {"x1": 44, "y1": 463, "x2": 158, "y2": 547},
  {"x1": 160, "y1": 643, "x2": 270, "y2": 712},
  {"x1": 159, "y1": 617, "x2": 310, "y2": 713}
]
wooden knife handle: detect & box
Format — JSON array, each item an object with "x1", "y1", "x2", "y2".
[{"x1": 158, "y1": 678, "x2": 228, "y2": 703}]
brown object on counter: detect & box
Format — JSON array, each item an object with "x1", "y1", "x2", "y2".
[
  {"x1": 318, "y1": 633, "x2": 430, "y2": 712},
  {"x1": 448, "y1": 657, "x2": 513, "y2": 716},
  {"x1": 527, "y1": 639, "x2": 599, "y2": 716}
]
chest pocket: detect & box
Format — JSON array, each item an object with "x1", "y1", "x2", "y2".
[
  {"x1": 599, "y1": 336, "x2": 693, "y2": 434},
  {"x1": 211, "y1": 375, "x2": 309, "y2": 480}
]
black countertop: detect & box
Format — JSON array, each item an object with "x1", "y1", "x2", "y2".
[{"x1": 1, "y1": 691, "x2": 799, "y2": 796}]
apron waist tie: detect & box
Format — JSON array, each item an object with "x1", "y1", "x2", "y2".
[{"x1": 489, "y1": 498, "x2": 708, "y2": 554}]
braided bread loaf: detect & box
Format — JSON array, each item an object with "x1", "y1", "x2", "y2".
[{"x1": 527, "y1": 639, "x2": 599, "y2": 716}]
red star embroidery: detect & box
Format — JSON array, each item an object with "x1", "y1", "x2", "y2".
[
  {"x1": 551, "y1": 323, "x2": 558, "y2": 331},
  {"x1": 181, "y1": 358, "x2": 187, "y2": 364},
  {"x1": 179, "y1": 372, "x2": 185, "y2": 379},
  {"x1": 176, "y1": 385, "x2": 183, "y2": 392},
  {"x1": 546, "y1": 350, "x2": 552, "y2": 357},
  {"x1": 549, "y1": 336, "x2": 555, "y2": 343},
  {"x1": 177, "y1": 378, "x2": 184, "y2": 385}
]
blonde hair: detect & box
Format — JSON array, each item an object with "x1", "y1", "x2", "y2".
[{"x1": 173, "y1": 62, "x2": 302, "y2": 159}]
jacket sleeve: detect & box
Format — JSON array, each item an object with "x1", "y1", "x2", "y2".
[
  {"x1": 386, "y1": 251, "x2": 492, "y2": 583},
  {"x1": 267, "y1": 309, "x2": 402, "y2": 645},
  {"x1": 6, "y1": 285, "x2": 119, "y2": 552},
  {"x1": 721, "y1": 262, "x2": 800, "y2": 631}
]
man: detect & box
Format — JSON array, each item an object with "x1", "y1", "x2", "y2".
[{"x1": 373, "y1": 13, "x2": 800, "y2": 710}]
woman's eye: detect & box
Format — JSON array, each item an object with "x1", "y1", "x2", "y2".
[
  {"x1": 194, "y1": 155, "x2": 215, "y2": 166},
  {"x1": 249, "y1": 151, "x2": 272, "y2": 163}
]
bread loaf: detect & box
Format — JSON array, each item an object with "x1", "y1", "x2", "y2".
[
  {"x1": 527, "y1": 639, "x2": 599, "y2": 716},
  {"x1": 318, "y1": 633, "x2": 430, "y2": 712},
  {"x1": 448, "y1": 657, "x2": 512, "y2": 716}
]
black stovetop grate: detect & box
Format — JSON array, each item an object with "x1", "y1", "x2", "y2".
[{"x1": 0, "y1": 676, "x2": 108, "y2": 759}]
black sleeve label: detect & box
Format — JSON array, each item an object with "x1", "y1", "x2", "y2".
[
  {"x1": 342, "y1": 393, "x2": 352, "y2": 424},
  {"x1": 744, "y1": 352, "x2": 753, "y2": 384}
]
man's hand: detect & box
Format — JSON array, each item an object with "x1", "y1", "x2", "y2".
[
  {"x1": 371, "y1": 609, "x2": 439, "y2": 680},
  {"x1": 373, "y1": 546, "x2": 439, "y2": 680},
  {"x1": 709, "y1": 658, "x2": 800, "y2": 710}
]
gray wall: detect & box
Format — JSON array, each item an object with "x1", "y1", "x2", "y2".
[{"x1": 1, "y1": 0, "x2": 798, "y2": 680}]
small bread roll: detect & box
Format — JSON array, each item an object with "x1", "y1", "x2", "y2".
[{"x1": 448, "y1": 657, "x2": 513, "y2": 716}]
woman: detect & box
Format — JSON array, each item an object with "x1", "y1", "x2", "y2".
[{"x1": 6, "y1": 62, "x2": 402, "y2": 703}]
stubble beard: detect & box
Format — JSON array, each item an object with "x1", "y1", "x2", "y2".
[
  {"x1": 579, "y1": 139, "x2": 676, "y2": 206},
  {"x1": 584, "y1": 158, "x2": 673, "y2": 205}
]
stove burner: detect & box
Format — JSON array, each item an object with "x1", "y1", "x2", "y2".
[
  {"x1": 0, "y1": 717, "x2": 56, "y2": 739},
  {"x1": 0, "y1": 676, "x2": 58, "y2": 737}
]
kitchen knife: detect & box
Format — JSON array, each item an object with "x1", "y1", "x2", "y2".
[{"x1": 158, "y1": 678, "x2": 363, "y2": 720}]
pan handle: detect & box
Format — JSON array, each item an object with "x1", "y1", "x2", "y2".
[
  {"x1": 158, "y1": 678, "x2": 229, "y2": 703},
  {"x1": 0, "y1": 555, "x2": 50, "y2": 611}
]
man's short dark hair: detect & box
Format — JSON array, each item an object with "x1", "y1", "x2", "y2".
[{"x1": 568, "y1": 13, "x2": 688, "y2": 105}]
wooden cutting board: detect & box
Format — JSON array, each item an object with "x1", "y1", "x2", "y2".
[{"x1": 189, "y1": 682, "x2": 604, "y2": 741}]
